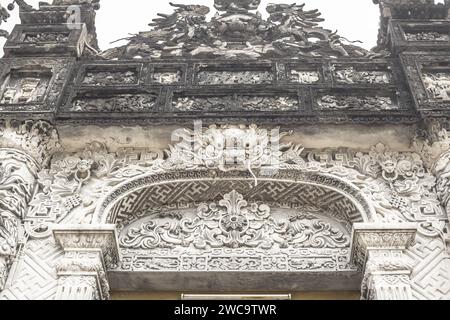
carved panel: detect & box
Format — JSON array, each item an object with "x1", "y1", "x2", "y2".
[
  {"x1": 4, "y1": 24, "x2": 87, "y2": 57},
  {"x1": 390, "y1": 21, "x2": 450, "y2": 53},
  {"x1": 333, "y1": 68, "x2": 392, "y2": 84},
  {"x1": 196, "y1": 70, "x2": 273, "y2": 85},
  {"x1": 289, "y1": 70, "x2": 320, "y2": 84},
  {"x1": 0, "y1": 68, "x2": 51, "y2": 105},
  {"x1": 152, "y1": 71, "x2": 182, "y2": 84},
  {"x1": 172, "y1": 96, "x2": 232, "y2": 111},
  {"x1": 77, "y1": 64, "x2": 143, "y2": 87},
  {"x1": 23, "y1": 32, "x2": 70, "y2": 43},
  {"x1": 405, "y1": 32, "x2": 450, "y2": 42},
  {"x1": 82, "y1": 71, "x2": 138, "y2": 87},
  {"x1": 0, "y1": 58, "x2": 74, "y2": 115},
  {"x1": 422, "y1": 72, "x2": 450, "y2": 101},
  {"x1": 239, "y1": 96, "x2": 298, "y2": 111},
  {"x1": 400, "y1": 53, "x2": 450, "y2": 114},
  {"x1": 316, "y1": 95, "x2": 398, "y2": 111},
  {"x1": 172, "y1": 95, "x2": 298, "y2": 111},
  {"x1": 70, "y1": 94, "x2": 158, "y2": 113}
]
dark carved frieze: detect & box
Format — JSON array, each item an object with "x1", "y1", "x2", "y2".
[
  {"x1": 70, "y1": 94, "x2": 158, "y2": 113},
  {"x1": 81, "y1": 71, "x2": 139, "y2": 87},
  {"x1": 289, "y1": 70, "x2": 320, "y2": 84},
  {"x1": 405, "y1": 31, "x2": 450, "y2": 42},
  {"x1": 316, "y1": 96, "x2": 398, "y2": 111},
  {"x1": 197, "y1": 70, "x2": 273, "y2": 85},
  {"x1": 4, "y1": 24, "x2": 88, "y2": 57},
  {"x1": 172, "y1": 95, "x2": 299, "y2": 112},
  {"x1": 332, "y1": 68, "x2": 392, "y2": 84}
]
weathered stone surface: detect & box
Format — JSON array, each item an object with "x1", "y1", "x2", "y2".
[{"x1": 0, "y1": 0, "x2": 450, "y2": 301}]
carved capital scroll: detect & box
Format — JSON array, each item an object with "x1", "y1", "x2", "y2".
[
  {"x1": 351, "y1": 223, "x2": 417, "y2": 300},
  {"x1": 0, "y1": 120, "x2": 60, "y2": 167},
  {"x1": 53, "y1": 225, "x2": 120, "y2": 300}
]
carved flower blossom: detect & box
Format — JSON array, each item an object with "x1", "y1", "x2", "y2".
[{"x1": 220, "y1": 214, "x2": 248, "y2": 231}]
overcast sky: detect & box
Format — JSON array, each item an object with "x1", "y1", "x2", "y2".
[{"x1": 0, "y1": 0, "x2": 385, "y2": 54}]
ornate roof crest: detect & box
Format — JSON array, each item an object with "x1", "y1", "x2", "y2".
[{"x1": 101, "y1": 1, "x2": 376, "y2": 60}]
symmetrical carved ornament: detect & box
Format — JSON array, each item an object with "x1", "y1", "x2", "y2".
[
  {"x1": 113, "y1": 190, "x2": 352, "y2": 273},
  {"x1": 101, "y1": 1, "x2": 379, "y2": 60}
]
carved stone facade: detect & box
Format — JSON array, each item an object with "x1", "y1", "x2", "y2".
[{"x1": 0, "y1": 0, "x2": 449, "y2": 300}]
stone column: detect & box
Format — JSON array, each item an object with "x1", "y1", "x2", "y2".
[
  {"x1": 0, "y1": 120, "x2": 59, "y2": 291},
  {"x1": 0, "y1": 149, "x2": 39, "y2": 289},
  {"x1": 53, "y1": 225, "x2": 120, "y2": 300},
  {"x1": 351, "y1": 223, "x2": 417, "y2": 300}
]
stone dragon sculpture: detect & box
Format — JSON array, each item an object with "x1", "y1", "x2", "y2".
[{"x1": 101, "y1": 1, "x2": 378, "y2": 60}]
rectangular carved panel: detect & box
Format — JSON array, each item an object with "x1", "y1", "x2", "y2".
[
  {"x1": 70, "y1": 93, "x2": 158, "y2": 112},
  {"x1": 0, "y1": 69, "x2": 51, "y2": 105},
  {"x1": 172, "y1": 95, "x2": 298, "y2": 112}
]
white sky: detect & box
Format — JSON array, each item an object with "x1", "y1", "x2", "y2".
[{"x1": 0, "y1": 0, "x2": 384, "y2": 54}]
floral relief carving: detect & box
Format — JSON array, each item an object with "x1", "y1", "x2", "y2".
[
  {"x1": 30, "y1": 125, "x2": 446, "y2": 238},
  {"x1": 120, "y1": 190, "x2": 350, "y2": 251}
]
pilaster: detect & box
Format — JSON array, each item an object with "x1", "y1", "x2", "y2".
[
  {"x1": 0, "y1": 119, "x2": 59, "y2": 291},
  {"x1": 351, "y1": 223, "x2": 417, "y2": 300},
  {"x1": 53, "y1": 225, "x2": 120, "y2": 300}
]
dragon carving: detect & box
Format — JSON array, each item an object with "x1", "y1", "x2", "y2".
[{"x1": 101, "y1": 1, "x2": 378, "y2": 60}]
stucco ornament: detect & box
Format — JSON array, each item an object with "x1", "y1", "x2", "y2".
[
  {"x1": 26, "y1": 124, "x2": 445, "y2": 244},
  {"x1": 119, "y1": 190, "x2": 350, "y2": 251}
]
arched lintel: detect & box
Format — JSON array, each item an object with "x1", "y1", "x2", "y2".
[{"x1": 94, "y1": 169, "x2": 376, "y2": 225}]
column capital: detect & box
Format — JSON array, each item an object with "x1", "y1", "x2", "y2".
[
  {"x1": 52, "y1": 225, "x2": 120, "y2": 300},
  {"x1": 351, "y1": 223, "x2": 417, "y2": 262},
  {"x1": 351, "y1": 223, "x2": 417, "y2": 300},
  {"x1": 52, "y1": 224, "x2": 120, "y2": 267}
]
